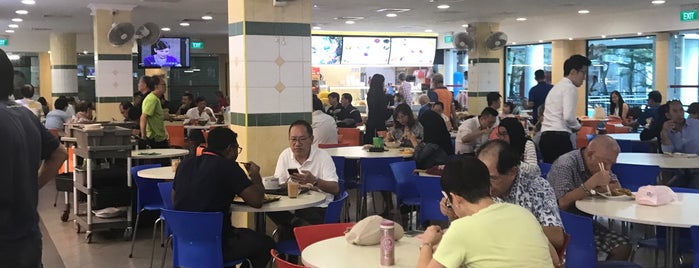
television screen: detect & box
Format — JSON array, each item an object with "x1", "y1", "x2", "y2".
[
  {"x1": 312, "y1": 36, "x2": 343, "y2": 65},
  {"x1": 138, "y1": 37, "x2": 191, "y2": 68},
  {"x1": 341, "y1": 37, "x2": 391, "y2": 65},
  {"x1": 389, "y1": 37, "x2": 437, "y2": 66}
]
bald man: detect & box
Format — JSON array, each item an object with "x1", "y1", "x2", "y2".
[{"x1": 546, "y1": 135, "x2": 631, "y2": 260}]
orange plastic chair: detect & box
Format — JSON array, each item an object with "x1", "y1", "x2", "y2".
[
  {"x1": 336, "y1": 134, "x2": 344, "y2": 143},
  {"x1": 337, "y1": 128, "x2": 361, "y2": 146},
  {"x1": 270, "y1": 249, "x2": 305, "y2": 268},
  {"x1": 318, "y1": 143, "x2": 350, "y2": 149},
  {"x1": 293, "y1": 223, "x2": 355, "y2": 252},
  {"x1": 165, "y1": 125, "x2": 185, "y2": 148},
  {"x1": 576, "y1": 126, "x2": 595, "y2": 148},
  {"x1": 605, "y1": 122, "x2": 626, "y2": 134}
]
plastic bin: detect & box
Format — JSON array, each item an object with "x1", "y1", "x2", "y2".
[{"x1": 74, "y1": 126, "x2": 131, "y2": 148}]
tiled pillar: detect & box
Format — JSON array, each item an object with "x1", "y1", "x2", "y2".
[
  {"x1": 654, "y1": 32, "x2": 670, "y2": 99},
  {"x1": 228, "y1": 0, "x2": 312, "y2": 229},
  {"x1": 89, "y1": 4, "x2": 136, "y2": 121},
  {"x1": 467, "y1": 22, "x2": 505, "y2": 113},
  {"x1": 551, "y1": 39, "x2": 586, "y2": 116},
  {"x1": 49, "y1": 33, "x2": 77, "y2": 98}
]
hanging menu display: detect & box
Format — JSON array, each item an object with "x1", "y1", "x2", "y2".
[
  {"x1": 311, "y1": 36, "x2": 343, "y2": 65},
  {"x1": 388, "y1": 37, "x2": 437, "y2": 66},
  {"x1": 341, "y1": 37, "x2": 391, "y2": 65}
]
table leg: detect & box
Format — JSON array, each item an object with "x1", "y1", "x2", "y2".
[
  {"x1": 255, "y1": 212, "x2": 266, "y2": 233},
  {"x1": 665, "y1": 227, "x2": 677, "y2": 268}
]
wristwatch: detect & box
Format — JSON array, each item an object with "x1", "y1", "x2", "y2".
[
  {"x1": 581, "y1": 183, "x2": 596, "y2": 196},
  {"x1": 419, "y1": 242, "x2": 433, "y2": 250}
]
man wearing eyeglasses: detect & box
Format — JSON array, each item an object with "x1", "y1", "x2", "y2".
[{"x1": 269, "y1": 120, "x2": 340, "y2": 241}]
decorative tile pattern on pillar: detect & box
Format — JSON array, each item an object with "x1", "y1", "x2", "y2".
[
  {"x1": 95, "y1": 59, "x2": 133, "y2": 100},
  {"x1": 50, "y1": 68, "x2": 78, "y2": 94},
  {"x1": 468, "y1": 60, "x2": 500, "y2": 93}
]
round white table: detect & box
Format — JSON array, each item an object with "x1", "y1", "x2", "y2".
[
  {"x1": 131, "y1": 148, "x2": 189, "y2": 159},
  {"x1": 576, "y1": 193, "x2": 699, "y2": 268},
  {"x1": 137, "y1": 166, "x2": 175, "y2": 180},
  {"x1": 231, "y1": 190, "x2": 327, "y2": 232},
  {"x1": 616, "y1": 152, "x2": 699, "y2": 169},
  {"x1": 607, "y1": 133, "x2": 641, "y2": 141},
  {"x1": 322, "y1": 146, "x2": 411, "y2": 159},
  {"x1": 184, "y1": 124, "x2": 228, "y2": 130},
  {"x1": 302, "y1": 236, "x2": 420, "y2": 268}
]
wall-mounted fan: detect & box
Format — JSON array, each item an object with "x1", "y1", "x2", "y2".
[
  {"x1": 135, "y1": 22, "x2": 161, "y2": 46},
  {"x1": 108, "y1": 22, "x2": 135, "y2": 46},
  {"x1": 453, "y1": 32, "x2": 475, "y2": 51},
  {"x1": 485, "y1": 32, "x2": 508, "y2": 50}
]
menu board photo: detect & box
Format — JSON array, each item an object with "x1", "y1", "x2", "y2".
[
  {"x1": 389, "y1": 37, "x2": 437, "y2": 66},
  {"x1": 312, "y1": 36, "x2": 343, "y2": 65},
  {"x1": 341, "y1": 37, "x2": 391, "y2": 65}
]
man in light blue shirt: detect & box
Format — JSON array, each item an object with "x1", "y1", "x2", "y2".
[{"x1": 661, "y1": 100, "x2": 699, "y2": 188}]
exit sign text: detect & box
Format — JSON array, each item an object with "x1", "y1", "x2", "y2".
[
  {"x1": 0, "y1": 38, "x2": 8, "y2": 46},
  {"x1": 681, "y1": 9, "x2": 698, "y2": 22},
  {"x1": 190, "y1": 41, "x2": 204, "y2": 49}
]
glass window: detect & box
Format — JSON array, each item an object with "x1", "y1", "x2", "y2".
[
  {"x1": 586, "y1": 36, "x2": 655, "y2": 116},
  {"x1": 668, "y1": 32, "x2": 699, "y2": 109},
  {"x1": 504, "y1": 43, "x2": 552, "y2": 111}
]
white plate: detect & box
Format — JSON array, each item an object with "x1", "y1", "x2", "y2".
[
  {"x1": 664, "y1": 152, "x2": 699, "y2": 158},
  {"x1": 598, "y1": 192, "x2": 635, "y2": 200}
]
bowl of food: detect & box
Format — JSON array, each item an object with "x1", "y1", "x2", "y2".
[
  {"x1": 197, "y1": 119, "x2": 208, "y2": 126},
  {"x1": 400, "y1": 148, "x2": 414, "y2": 156},
  {"x1": 385, "y1": 141, "x2": 401, "y2": 148}
]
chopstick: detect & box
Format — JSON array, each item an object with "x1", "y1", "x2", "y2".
[{"x1": 599, "y1": 162, "x2": 611, "y2": 194}]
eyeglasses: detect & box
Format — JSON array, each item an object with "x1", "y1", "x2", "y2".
[{"x1": 289, "y1": 136, "x2": 310, "y2": 144}]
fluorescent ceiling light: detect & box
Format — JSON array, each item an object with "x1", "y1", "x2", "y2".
[
  {"x1": 386, "y1": 13, "x2": 397, "y2": 17},
  {"x1": 5, "y1": 30, "x2": 15, "y2": 33},
  {"x1": 21, "y1": 0, "x2": 36, "y2": 5},
  {"x1": 12, "y1": 18, "x2": 23, "y2": 22},
  {"x1": 161, "y1": 27, "x2": 171, "y2": 31},
  {"x1": 179, "y1": 22, "x2": 190, "y2": 27},
  {"x1": 437, "y1": 4, "x2": 450, "y2": 9},
  {"x1": 201, "y1": 15, "x2": 213, "y2": 20},
  {"x1": 516, "y1": 17, "x2": 527, "y2": 21},
  {"x1": 424, "y1": 29, "x2": 433, "y2": 32},
  {"x1": 16, "y1": 10, "x2": 29, "y2": 15},
  {"x1": 312, "y1": 26, "x2": 321, "y2": 30},
  {"x1": 651, "y1": 0, "x2": 665, "y2": 4},
  {"x1": 8, "y1": 24, "x2": 19, "y2": 29},
  {"x1": 345, "y1": 20, "x2": 355, "y2": 24},
  {"x1": 578, "y1": 10, "x2": 590, "y2": 14}
]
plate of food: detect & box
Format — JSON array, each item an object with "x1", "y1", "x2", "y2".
[
  {"x1": 400, "y1": 148, "x2": 414, "y2": 156},
  {"x1": 664, "y1": 152, "x2": 698, "y2": 158},
  {"x1": 598, "y1": 188, "x2": 635, "y2": 200}
]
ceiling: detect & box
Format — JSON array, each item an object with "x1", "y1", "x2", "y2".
[{"x1": 0, "y1": 0, "x2": 696, "y2": 42}]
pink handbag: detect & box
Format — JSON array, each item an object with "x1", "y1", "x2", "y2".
[{"x1": 635, "y1": 185, "x2": 678, "y2": 206}]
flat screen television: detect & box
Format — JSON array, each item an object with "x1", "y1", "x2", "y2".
[
  {"x1": 311, "y1": 35, "x2": 343, "y2": 65},
  {"x1": 389, "y1": 37, "x2": 437, "y2": 66},
  {"x1": 138, "y1": 37, "x2": 191, "y2": 68},
  {"x1": 341, "y1": 37, "x2": 391, "y2": 65}
]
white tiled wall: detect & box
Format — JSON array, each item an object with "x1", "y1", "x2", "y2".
[
  {"x1": 229, "y1": 35, "x2": 247, "y2": 114},
  {"x1": 469, "y1": 62, "x2": 500, "y2": 92},
  {"x1": 51, "y1": 69, "x2": 78, "y2": 94},
  {"x1": 94, "y1": 60, "x2": 132, "y2": 97}
]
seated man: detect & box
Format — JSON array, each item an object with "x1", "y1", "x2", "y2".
[
  {"x1": 184, "y1": 96, "x2": 216, "y2": 147},
  {"x1": 269, "y1": 120, "x2": 340, "y2": 238},
  {"x1": 455, "y1": 107, "x2": 498, "y2": 155},
  {"x1": 661, "y1": 100, "x2": 699, "y2": 188},
  {"x1": 336, "y1": 93, "x2": 362, "y2": 128},
  {"x1": 546, "y1": 135, "x2": 631, "y2": 260},
  {"x1": 418, "y1": 157, "x2": 554, "y2": 268},
  {"x1": 173, "y1": 128, "x2": 274, "y2": 268},
  {"x1": 325, "y1": 92, "x2": 342, "y2": 117}
]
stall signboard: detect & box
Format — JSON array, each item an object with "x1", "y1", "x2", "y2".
[
  {"x1": 341, "y1": 37, "x2": 391, "y2": 65},
  {"x1": 388, "y1": 37, "x2": 437, "y2": 66},
  {"x1": 312, "y1": 36, "x2": 343, "y2": 65}
]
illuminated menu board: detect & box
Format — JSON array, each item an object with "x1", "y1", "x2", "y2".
[
  {"x1": 389, "y1": 37, "x2": 437, "y2": 66},
  {"x1": 311, "y1": 36, "x2": 343, "y2": 65},
  {"x1": 341, "y1": 37, "x2": 391, "y2": 65}
]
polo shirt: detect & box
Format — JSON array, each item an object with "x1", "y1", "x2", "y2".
[
  {"x1": 528, "y1": 81, "x2": 553, "y2": 123},
  {"x1": 455, "y1": 116, "x2": 489, "y2": 154},
  {"x1": 44, "y1": 109, "x2": 71, "y2": 132},
  {"x1": 173, "y1": 149, "x2": 252, "y2": 234},
  {"x1": 0, "y1": 100, "x2": 60, "y2": 241},
  {"x1": 141, "y1": 93, "x2": 167, "y2": 142},
  {"x1": 433, "y1": 203, "x2": 553, "y2": 268},
  {"x1": 311, "y1": 110, "x2": 338, "y2": 145},
  {"x1": 273, "y1": 146, "x2": 338, "y2": 207}
]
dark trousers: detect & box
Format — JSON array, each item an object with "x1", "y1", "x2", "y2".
[
  {"x1": 146, "y1": 138, "x2": 169, "y2": 149},
  {"x1": 223, "y1": 227, "x2": 275, "y2": 268},
  {"x1": 0, "y1": 233, "x2": 42, "y2": 268},
  {"x1": 540, "y1": 131, "x2": 574, "y2": 163},
  {"x1": 267, "y1": 207, "x2": 326, "y2": 240}
]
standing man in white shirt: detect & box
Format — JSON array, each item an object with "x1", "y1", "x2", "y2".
[
  {"x1": 455, "y1": 107, "x2": 498, "y2": 155},
  {"x1": 311, "y1": 95, "x2": 337, "y2": 145},
  {"x1": 540, "y1": 55, "x2": 591, "y2": 163}
]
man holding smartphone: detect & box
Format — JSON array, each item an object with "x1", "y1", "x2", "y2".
[{"x1": 269, "y1": 120, "x2": 340, "y2": 241}]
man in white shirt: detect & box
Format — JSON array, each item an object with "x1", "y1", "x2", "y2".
[
  {"x1": 455, "y1": 107, "x2": 498, "y2": 155},
  {"x1": 311, "y1": 95, "x2": 338, "y2": 145},
  {"x1": 540, "y1": 54, "x2": 591, "y2": 163},
  {"x1": 269, "y1": 120, "x2": 339, "y2": 240},
  {"x1": 184, "y1": 96, "x2": 216, "y2": 146},
  {"x1": 15, "y1": 84, "x2": 42, "y2": 118}
]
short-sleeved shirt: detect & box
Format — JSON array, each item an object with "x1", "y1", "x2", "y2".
[
  {"x1": 546, "y1": 149, "x2": 618, "y2": 213},
  {"x1": 494, "y1": 165, "x2": 563, "y2": 228},
  {"x1": 274, "y1": 146, "x2": 338, "y2": 206},
  {"x1": 312, "y1": 110, "x2": 338, "y2": 146},
  {"x1": 173, "y1": 149, "x2": 252, "y2": 234},
  {"x1": 661, "y1": 118, "x2": 699, "y2": 155},
  {"x1": 44, "y1": 109, "x2": 71, "y2": 132},
  {"x1": 141, "y1": 93, "x2": 166, "y2": 142},
  {"x1": 0, "y1": 100, "x2": 60, "y2": 241},
  {"x1": 433, "y1": 203, "x2": 553, "y2": 268},
  {"x1": 455, "y1": 117, "x2": 490, "y2": 154},
  {"x1": 336, "y1": 104, "x2": 362, "y2": 128},
  {"x1": 528, "y1": 82, "x2": 553, "y2": 122},
  {"x1": 389, "y1": 122, "x2": 424, "y2": 148}
]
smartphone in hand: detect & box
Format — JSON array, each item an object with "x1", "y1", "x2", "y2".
[{"x1": 287, "y1": 168, "x2": 300, "y2": 176}]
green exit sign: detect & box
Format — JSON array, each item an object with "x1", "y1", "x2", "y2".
[
  {"x1": 681, "y1": 9, "x2": 698, "y2": 22},
  {"x1": 444, "y1": 35, "x2": 453, "y2": 43},
  {"x1": 190, "y1": 41, "x2": 204, "y2": 49},
  {"x1": 0, "y1": 38, "x2": 8, "y2": 46}
]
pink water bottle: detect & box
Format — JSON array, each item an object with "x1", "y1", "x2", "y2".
[{"x1": 380, "y1": 220, "x2": 395, "y2": 266}]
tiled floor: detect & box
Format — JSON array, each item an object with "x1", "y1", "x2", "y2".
[{"x1": 39, "y1": 179, "x2": 672, "y2": 268}]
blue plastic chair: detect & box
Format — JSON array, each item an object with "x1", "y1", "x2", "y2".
[
  {"x1": 690, "y1": 226, "x2": 699, "y2": 268},
  {"x1": 276, "y1": 191, "x2": 349, "y2": 257},
  {"x1": 631, "y1": 141, "x2": 650, "y2": 153},
  {"x1": 160, "y1": 209, "x2": 247, "y2": 268},
  {"x1": 611, "y1": 163, "x2": 659, "y2": 192},
  {"x1": 359, "y1": 157, "x2": 403, "y2": 218},
  {"x1": 617, "y1": 140, "x2": 633, "y2": 152},
  {"x1": 559, "y1": 211, "x2": 642, "y2": 268},
  {"x1": 539, "y1": 162, "x2": 552, "y2": 179},
  {"x1": 389, "y1": 161, "x2": 421, "y2": 229},
  {"x1": 157, "y1": 182, "x2": 174, "y2": 210},
  {"x1": 332, "y1": 156, "x2": 346, "y2": 194},
  {"x1": 128, "y1": 164, "x2": 162, "y2": 259},
  {"x1": 413, "y1": 176, "x2": 448, "y2": 226},
  {"x1": 671, "y1": 187, "x2": 699, "y2": 194}
]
